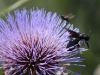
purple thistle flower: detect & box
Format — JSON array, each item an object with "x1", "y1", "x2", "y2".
[{"x1": 0, "y1": 8, "x2": 87, "y2": 75}]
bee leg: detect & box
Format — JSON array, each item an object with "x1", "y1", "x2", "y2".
[{"x1": 67, "y1": 44, "x2": 80, "y2": 51}]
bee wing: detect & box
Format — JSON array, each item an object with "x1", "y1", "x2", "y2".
[{"x1": 67, "y1": 29, "x2": 79, "y2": 38}]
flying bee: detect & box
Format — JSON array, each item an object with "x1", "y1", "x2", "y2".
[
  {"x1": 61, "y1": 13, "x2": 75, "y2": 22},
  {"x1": 66, "y1": 29, "x2": 90, "y2": 51}
]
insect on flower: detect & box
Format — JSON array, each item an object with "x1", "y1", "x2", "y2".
[
  {"x1": 66, "y1": 28, "x2": 90, "y2": 51},
  {"x1": 0, "y1": 8, "x2": 87, "y2": 75},
  {"x1": 61, "y1": 15, "x2": 90, "y2": 51}
]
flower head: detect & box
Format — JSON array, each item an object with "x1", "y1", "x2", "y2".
[{"x1": 0, "y1": 8, "x2": 87, "y2": 75}]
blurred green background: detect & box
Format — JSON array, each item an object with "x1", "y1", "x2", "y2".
[{"x1": 0, "y1": 0, "x2": 100, "y2": 75}]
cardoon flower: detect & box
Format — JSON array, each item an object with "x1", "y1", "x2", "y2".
[{"x1": 0, "y1": 8, "x2": 87, "y2": 75}]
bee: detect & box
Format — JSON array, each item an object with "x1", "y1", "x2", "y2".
[
  {"x1": 61, "y1": 13, "x2": 75, "y2": 22},
  {"x1": 66, "y1": 29, "x2": 90, "y2": 51},
  {"x1": 61, "y1": 14, "x2": 90, "y2": 51}
]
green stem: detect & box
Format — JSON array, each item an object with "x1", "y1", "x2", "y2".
[{"x1": 0, "y1": 0, "x2": 30, "y2": 17}]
